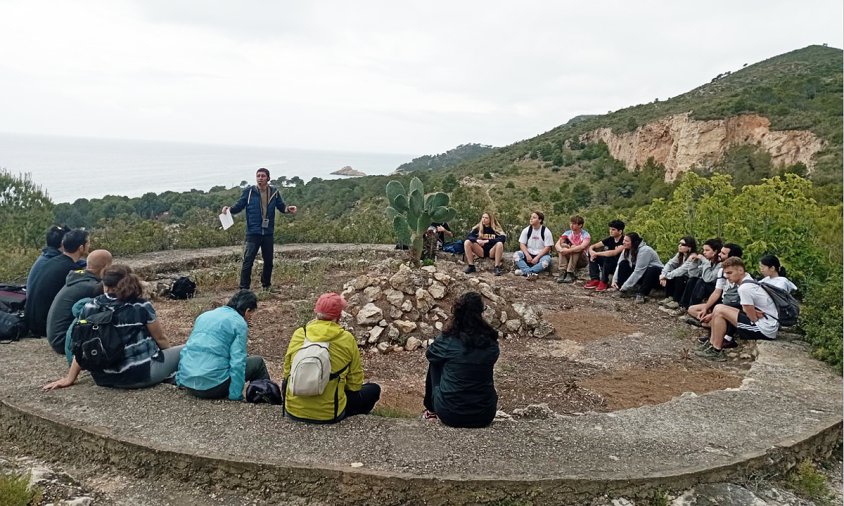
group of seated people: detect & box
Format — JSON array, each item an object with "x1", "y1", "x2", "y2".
[
  {"x1": 27, "y1": 225, "x2": 497, "y2": 428},
  {"x1": 456, "y1": 210, "x2": 796, "y2": 361}
]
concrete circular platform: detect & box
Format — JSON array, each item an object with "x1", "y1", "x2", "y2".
[{"x1": 1, "y1": 246, "x2": 840, "y2": 505}]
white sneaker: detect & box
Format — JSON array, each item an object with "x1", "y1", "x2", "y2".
[{"x1": 514, "y1": 269, "x2": 524, "y2": 276}]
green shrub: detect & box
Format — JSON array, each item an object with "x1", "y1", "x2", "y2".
[
  {"x1": 0, "y1": 472, "x2": 41, "y2": 506},
  {"x1": 785, "y1": 459, "x2": 833, "y2": 501}
]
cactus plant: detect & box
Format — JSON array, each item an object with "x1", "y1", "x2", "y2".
[{"x1": 385, "y1": 177, "x2": 457, "y2": 265}]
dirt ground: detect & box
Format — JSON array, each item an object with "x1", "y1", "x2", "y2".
[{"x1": 152, "y1": 253, "x2": 746, "y2": 418}]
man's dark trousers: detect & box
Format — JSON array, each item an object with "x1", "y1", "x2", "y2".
[{"x1": 240, "y1": 234, "x2": 274, "y2": 289}]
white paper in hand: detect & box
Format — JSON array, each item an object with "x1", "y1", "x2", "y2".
[{"x1": 219, "y1": 210, "x2": 234, "y2": 230}]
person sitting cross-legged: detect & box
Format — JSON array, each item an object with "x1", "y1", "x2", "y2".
[
  {"x1": 282, "y1": 293, "x2": 381, "y2": 423},
  {"x1": 696, "y1": 257, "x2": 779, "y2": 361},
  {"x1": 177, "y1": 290, "x2": 271, "y2": 400},
  {"x1": 611, "y1": 232, "x2": 664, "y2": 304},
  {"x1": 422, "y1": 291, "x2": 499, "y2": 428},
  {"x1": 512, "y1": 210, "x2": 554, "y2": 280}
]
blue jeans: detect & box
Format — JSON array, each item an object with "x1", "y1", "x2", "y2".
[
  {"x1": 240, "y1": 234, "x2": 274, "y2": 289},
  {"x1": 513, "y1": 252, "x2": 551, "y2": 274}
]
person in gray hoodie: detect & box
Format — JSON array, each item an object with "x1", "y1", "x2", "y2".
[
  {"x1": 658, "y1": 236, "x2": 700, "y2": 309},
  {"x1": 611, "y1": 232, "x2": 664, "y2": 304},
  {"x1": 45, "y1": 249, "x2": 113, "y2": 355}
]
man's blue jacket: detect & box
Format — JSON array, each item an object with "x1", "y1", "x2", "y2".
[{"x1": 230, "y1": 185, "x2": 288, "y2": 236}]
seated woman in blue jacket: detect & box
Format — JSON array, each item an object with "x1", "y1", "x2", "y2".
[
  {"x1": 422, "y1": 291, "x2": 500, "y2": 428},
  {"x1": 176, "y1": 290, "x2": 271, "y2": 400}
]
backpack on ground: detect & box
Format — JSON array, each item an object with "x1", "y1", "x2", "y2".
[
  {"x1": 169, "y1": 276, "x2": 196, "y2": 300},
  {"x1": 0, "y1": 300, "x2": 27, "y2": 342},
  {"x1": 742, "y1": 279, "x2": 801, "y2": 327},
  {"x1": 288, "y1": 326, "x2": 349, "y2": 397},
  {"x1": 70, "y1": 306, "x2": 124, "y2": 371},
  {"x1": 0, "y1": 284, "x2": 26, "y2": 312},
  {"x1": 245, "y1": 379, "x2": 283, "y2": 404}
]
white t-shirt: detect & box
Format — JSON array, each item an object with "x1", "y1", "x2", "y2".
[
  {"x1": 738, "y1": 275, "x2": 779, "y2": 338},
  {"x1": 761, "y1": 276, "x2": 797, "y2": 293},
  {"x1": 518, "y1": 225, "x2": 554, "y2": 256}
]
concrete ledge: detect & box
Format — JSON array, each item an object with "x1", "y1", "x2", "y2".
[{"x1": 1, "y1": 339, "x2": 840, "y2": 505}]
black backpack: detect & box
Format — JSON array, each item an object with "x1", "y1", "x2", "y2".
[
  {"x1": 742, "y1": 279, "x2": 801, "y2": 327},
  {"x1": 245, "y1": 379, "x2": 283, "y2": 405},
  {"x1": 71, "y1": 306, "x2": 125, "y2": 371},
  {"x1": 0, "y1": 283, "x2": 26, "y2": 312},
  {"x1": 170, "y1": 277, "x2": 196, "y2": 300},
  {"x1": 0, "y1": 300, "x2": 27, "y2": 342}
]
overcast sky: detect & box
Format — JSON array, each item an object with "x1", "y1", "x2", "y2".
[{"x1": 0, "y1": 1, "x2": 841, "y2": 156}]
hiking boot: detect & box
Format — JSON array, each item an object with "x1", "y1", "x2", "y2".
[
  {"x1": 665, "y1": 301, "x2": 680, "y2": 309},
  {"x1": 671, "y1": 307, "x2": 687, "y2": 316},
  {"x1": 658, "y1": 297, "x2": 673, "y2": 306},
  {"x1": 261, "y1": 286, "x2": 278, "y2": 294},
  {"x1": 696, "y1": 334, "x2": 711, "y2": 345},
  {"x1": 595, "y1": 281, "x2": 608, "y2": 292},
  {"x1": 696, "y1": 338, "x2": 712, "y2": 350},
  {"x1": 494, "y1": 265, "x2": 503, "y2": 276},
  {"x1": 583, "y1": 279, "x2": 600, "y2": 289},
  {"x1": 464, "y1": 264, "x2": 476, "y2": 274},
  {"x1": 526, "y1": 272, "x2": 539, "y2": 281},
  {"x1": 695, "y1": 345, "x2": 726, "y2": 361},
  {"x1": 617, "y1": 289, "x2": 633, "y2": 298},
  {"x1": 722, "y1": 336, "x2": 738, "y2": 349},
  {"x1": 682, "y1": 315, "x2": 702, "y2": 327},
  {"x1": 560, "y1": 272, "x2": 575, "y2": 284},
  {"x1": 514, "y1": 269, "x2": 524, "y2": 276},
  {"x1": 634, "y1": 294, "x2": 646, "y2": 304}
]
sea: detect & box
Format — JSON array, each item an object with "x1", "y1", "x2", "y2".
[{"x1": 0, "y1": 132, "x2": 413, "y2": 203}]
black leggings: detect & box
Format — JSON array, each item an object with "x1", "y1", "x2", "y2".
[
  {"x1": 681, "y1": 278, "x2": 716, "y2": 308},
  {"x1": 615, "y1": 263, "x2": 662, "y2": 295},
  {"x1": 665, "y1": 276, "x2": 689, "y2": 303}
]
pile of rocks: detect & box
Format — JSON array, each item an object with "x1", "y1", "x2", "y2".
[{"x1": 339, "y1": 263, "x2": 557, "y2": 353}]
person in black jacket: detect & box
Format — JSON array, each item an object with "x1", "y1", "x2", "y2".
[
  {"x1": 422, "y1": 291, "x2": 499, "y2": 428},
  {"x1": 222, "y1": 168, "x2": 297, "y2": 291}
]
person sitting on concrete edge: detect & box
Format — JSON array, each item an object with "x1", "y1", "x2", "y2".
[
  {"x1": 43, "y1": 265, "x2": 183, "y2": 390},
  {"x1": 555, "y1": 215, "x2": 592, "y2": 284},
  {"x1": 222, "y1": 168, "x2": 297, "y2": 292},
  {"x1": 583, "y1": 219, "x2": 625, "y2": 292},
  {"x1": 177, "y1": 290, "x2": 271, "y2": 400},
  {"x1": 687, "y1": 243, "x2": 743, "y2": 343},
  {"x1": 26, "y1": 225, "x2": 70, "y2": 290},
  {"x1": 657, "y1": 236, "x2": 700, "y2": 310},
  {"x1": 45, "y1": 249, "x2": 113, "y2": 355},
  {"x1": 758, "y1": 254, "x2": 797, "y2": 293},
  {"x1": 25, "y1": 228, "x2": 90, "y2": 338},
  {"x1": 696, "y1": 257, "x2": 780, "y2": 361},
  {"x1": 513, "y1": 210, "x2": 554, "y2": 280},
  {"x1": 282, "y1": 293, "x2": 380, "y2": 423},
  {"x1": 422, "y1": 291, "x2": 499, "y2": 428},
  {"x1": 611, "y1": 232, "x2": 664, "y2": 304},
  {"x1": 463, "y1": 211, "x2": 507, "y2": 276}
]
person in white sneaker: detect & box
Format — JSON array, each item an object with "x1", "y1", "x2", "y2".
[{"x1": 513, "y1": 211, "x2": 554, "y2": 279}]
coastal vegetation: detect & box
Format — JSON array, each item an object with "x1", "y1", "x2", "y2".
[{"x1": 1, "y1": 45, "x2": 840, "y2": 369}]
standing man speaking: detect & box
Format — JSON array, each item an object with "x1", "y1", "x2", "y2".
[{"x1": 222, "y1": 168, "x2": 297, "y2": 291}]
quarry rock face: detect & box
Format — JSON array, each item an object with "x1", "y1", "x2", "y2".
[{"x1": 580, "y1": 113, "x2": 825, "y2": 181}]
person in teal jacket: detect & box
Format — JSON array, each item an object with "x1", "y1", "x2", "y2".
[{"x1": 177, "y1": 290, "x2": 270, "y2": 400}]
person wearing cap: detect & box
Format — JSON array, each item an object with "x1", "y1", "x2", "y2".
[
  {"x1": 282, "y1": 292, "x2": 380, "y2": 423},
  {"x1": 222, "y1": 168, "x2": 298, "y2": 292},
  {"x1": 176, "y1": 290, "x2": 271, "y2": 400}
]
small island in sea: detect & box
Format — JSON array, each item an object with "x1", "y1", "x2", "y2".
[{"x1": 330, "y1": 165, "x2": 367, "y2": 177}]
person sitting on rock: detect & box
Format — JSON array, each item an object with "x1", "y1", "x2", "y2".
[
  {"x1": 422, "y1": 291, "x2": 499, "y2": 428},
  {"x1": 26, "y1": 225, "x2": 70, "y2": 290},
  {"x1": 177, "y1": 290, "x2": 271, "y2": 400},
  {"x1": 611, "y1": 232, "x2": 664, "y2": 303},
  {"x1": 463, "y1": 211, "x2": 506, "y2": 276},
  {"x1": 43, "y1": 265, "x2": 183, "y2": 390},
  {"x1": 696, "y1": 257, "x2": 779, "y2": 361},
  {"x1": 282, "y1": 293, "x2": 380, "y2": 423},
  {"x1": 688, "y1": 243, "x2": 743, "y2": 345},
  {"x1": 513, "y1": 210, "x2": 554, "y2": 280},
  {"x1": 657, "y1": 236, "x2": 699, "y2": 310},
  {"x1": 555, "y1": 215, "x2": 591, "y2": 284},
  {"x1": 583, "y1": 219, "x2": 625, "y2": 292},
  {"x1": 672, "y1": 238, "x2": 722, "y2": 317}
]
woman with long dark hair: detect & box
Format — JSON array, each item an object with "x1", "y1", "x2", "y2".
[
  {"x1": 658, "y1": 236, "x2": 699, "y2": 309},
  {"x1": 611, "y1": 232, "x2": 664, "y2": 303},
  {"x1": 44, "y1": 265, "x2": 183, "y2": 390},
  {"x1": 758, "y1": 254, "x2": 797, "y2": 293},
  {"x1": 422, "y1": 291, "x2": 499, "y2": 428}
]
